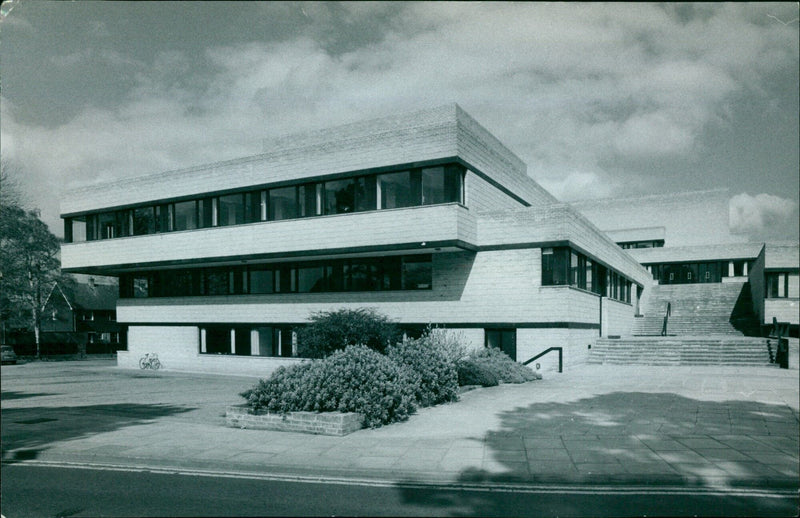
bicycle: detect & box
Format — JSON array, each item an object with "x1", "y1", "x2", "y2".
[{"x1": 139, "y1": 353, "x2": 161, "y2": 370}]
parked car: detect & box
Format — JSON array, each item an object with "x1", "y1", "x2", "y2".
[{"x1": 1, "y1": 345, "x2": 18, "y2": 365}]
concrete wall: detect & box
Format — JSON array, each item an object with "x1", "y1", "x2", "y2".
[
  {"x1": 749, "y1": 246, "x2": 766, "y2": 327},
  {"x1": 62, "y1": 104, "x2": 548, "y2": 217},
  {"x1": 120, "y1": 325, "x2": 303, "y2": 377},
  {"x1": 571, "y1": 189, "x2": 748, "y2": 247},
  {"x1": 117, "y1": 250, "x2": 619, "y2": 327},
  {"x1": 466, "y1": 170, "x2": 526, "y2": 212},
  {"x1": 764, "y1": 300, "x2": 800, "y2": 326},
  {"x1": 63, "y1": 204, "x2": 476, "y2": 272}
]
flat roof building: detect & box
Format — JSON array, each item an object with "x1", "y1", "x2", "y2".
[{"x1": 61, "y1": 104, "x2": 651, "y2": 375}]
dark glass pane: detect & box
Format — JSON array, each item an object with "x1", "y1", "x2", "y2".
[
  {"x1": 255, "y1": 327, "x2": 278, "y2": 356},
  {"x1": 585, "y1": 259, "x2": 593, "y2": 292},
  {"x1": 276, "y1": 266, "x2": 294, "y2": 293},
  {"x1": 381, "y1": 256, "x2": 402, "y2": 290},
  {"x1": 133, "y1": 276, "x2": 149, "y2": 298},
  {"x1": 378, "y1": 170, "x2": 417, "y2": 209},
  {"x1": 570, "y1": 251, "x2": 580, "y2": 287},
  {"x1": 355, "y1": 176, "x2": 377, "y2": 212},
  {"x1": 205, "y1": 327, "x2": 230, "y2": 354},
  {"x1": 156, "y1": 204, "x2": 172, "y2": 232},
  {"x1": 173, "y1": 200, "x2": 197, "y2": 231},
  {"x1": 350, "y1": 260, "x2": 379, "y2": 291},
  {"x1": 299, "y1": 184, "x2": 319, "y2": 217},
  {"x1": 97, "y1": 212, "x2": 116, "y2": 239},
  {"x1": 402, "y1": 255, "x2": 432, "y2": 290},
  {"x1": 279, "y1": 328, "x2": 293, "y2": 357},
  {"x1": 205, "y1": 270, "x2": 228, "y2": 296},
  {"x1": 234, "y1": 327, "x2": 251, "y2": 356},
  {"x1": 325, "y1": 178, "x2": 356, "y2": 214},
  {"x1": 199, "y1": 198, "x2": 213, "y2": 228},
  {"x1": 443, "y1": 165, "x2": 464, "y2": 203},
  {"x1": 421, "y1": 167, "x2": 445, "y2": 205},
  {"x1": 269, "y1": 186, "x2": 298, "y2": 220},
  {"x1": 85, "y1": 214, "x2": 98, "y2": 241},
  {"x1": 133, "y1": 207, "x2": 156, "y2": 236},
  {"x1": 297, "y1": 264, "x2": 326, "y2": 292},
  {"x1": 551, "y1": 248, "x2": 569, "y2": 286},
  {"x1": 327, "y1": 263, "x2": 345, "y2": 292},
  {"x1": 249, "y1": 268, "x2": 274, "y2": 294},
  {"x1": 244, "y1": 191, "x2": 262, "y2": 223},
  {"x1": 218, "y1": 193, "x2": 245, "y2": 226},
  {"x1": 114, "y1": 210, "x2": 130, "y2": 238},
  {"x1": 228, "y1": 268, "x2": 246, "y2": 295}
]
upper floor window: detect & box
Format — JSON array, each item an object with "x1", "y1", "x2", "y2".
[{"x1": 64, "y1": 163, "x2": 466, "y2": 242}]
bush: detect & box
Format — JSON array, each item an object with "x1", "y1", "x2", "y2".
[
  {"x1": 387, "y1": 330, "x2": 460, "y2": 407},
  {"x1": 457, "y1": 358, "x2": 500, "y2": 387},
  {"x1": 296, "y1": 308, "x2": 401, "y2": 358},
  {"x1": 466, "y1": 347, "x2": 539, "y2": 384},
  {"x1": 241, "y1": 345, "x2": 418, "y2": 428}
]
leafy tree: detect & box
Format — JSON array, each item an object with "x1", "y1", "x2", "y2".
[
  {"x1": 0, "y1": 163, "x2": 61, "y2": 355},
  {"x1": 296, "y1": 307, "x2": 401, "y2": 358}
]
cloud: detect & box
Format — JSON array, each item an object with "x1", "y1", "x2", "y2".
[
  {"x1": 1, "y1": 3, "x2": 798, "y2": 236},
  {"x1": 729, "y1": 192, "x2": 799, "y2": 238}
]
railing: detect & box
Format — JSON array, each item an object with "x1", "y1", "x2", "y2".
[
  {"x1": 523, "y1": 347, "x2": 562, "y2": 373},
  {"x1": 661, "y1": 301, "x2": 671, "y2": 336},
  {"x1": 768, "y1": 317, "x2": 790, "y2": 369}
]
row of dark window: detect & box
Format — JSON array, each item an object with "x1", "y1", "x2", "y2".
[
  {"x1": 119, "y1": 255, "x2": 433, "y2": 298},
  {"x1": 766, "y1": 272, "x2": 800, "y2": 299},
  {"x1": 64, "y1": 164, "x2": 465, "y2": 242},
  {"x1": 645, "y1": 260, "x2": 752, "y2": 285},
  {"x1": 541, "y1": 247, "x2": 633, "y2": 303},
  {"x1": 201, "y1": 325, "x2": 515, "y2": 359},
  {"x1": 618, "y1": 240, "x2": 665, "y2": 250}
]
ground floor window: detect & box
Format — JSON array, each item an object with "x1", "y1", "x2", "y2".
[
  {"x1": 485, "y1": 328, "x2": 516, "y2": 360},
  {"x1": 766, "y1": 272, "x2": 800, "y2": 299},
  {"x1": 200, "y1": 325, "x2": 295, "y2": 357}
]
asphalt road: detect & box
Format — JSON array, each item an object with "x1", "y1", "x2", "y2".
[{"x1": 2, "y1": 464, "x2": 797, "y2": 517}]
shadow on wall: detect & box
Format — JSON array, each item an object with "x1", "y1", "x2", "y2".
[
  {"x1": 1, "y1": 402, "x2": 195, "y2": 462},
  {"x1": 396, "y1": 391, "x2": 799, "y2": 516}
]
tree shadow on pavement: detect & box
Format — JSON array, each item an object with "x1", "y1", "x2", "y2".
[
  {"x1": 397, "y1": 391, "x2": 799, "y2": 517},
  {"x1": 1, "y1": 403, "x2": 195, "y2": 462},
  {"x1": 1, "y1": 391, "x2": 59, "y2": 401}
]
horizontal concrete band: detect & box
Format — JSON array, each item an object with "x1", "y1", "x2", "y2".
[{"x1": 119, "y1": 321, "x2": 601, "y2": 329}]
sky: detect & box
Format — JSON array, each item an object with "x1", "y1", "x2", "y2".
[{"x1": 1, "y1": 2, "x2": 798, "y2": 242}]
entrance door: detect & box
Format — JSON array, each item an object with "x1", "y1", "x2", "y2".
[{"x1": 485, "y1": 328, "x2": 517, "y2": 360}]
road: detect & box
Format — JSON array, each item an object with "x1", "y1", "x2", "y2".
[{"x1": 2, "y1": 464, "x2": 797, "y2": 517}]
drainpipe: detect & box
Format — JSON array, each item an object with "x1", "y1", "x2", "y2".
[{"x1": 598, "y1": 295, "x2": 603, "y2": 337}]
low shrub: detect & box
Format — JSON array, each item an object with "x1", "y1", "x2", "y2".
[
  {"x1": 241, "y1": 344, "x2": 418, "y2": 428},
  {"x1": 387, "y1": 331, "x2": 460, "y2": 407},
  {"x1": 296, "y1": 308, "x2": 401, "y2": 358},
  {"x1": 463, "y1": 347, "x2": 539, "y2": 384},
  {"x1": 456, "y1": 358, "x2": 500, "y2": 387}
]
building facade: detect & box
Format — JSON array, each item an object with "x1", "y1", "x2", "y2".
[
  {"x1": 60, "y1": 105, "x2": 651, "y2": 375},
  {"x1": 572, "y1": 191, "x2": 799, "y2": 336}
]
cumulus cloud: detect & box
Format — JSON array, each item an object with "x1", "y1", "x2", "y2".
[
  {"x1": 730, "y1": 193, "x2": 799, "y2": 238},
  {"x1": 1, "y1": 3, "x2": 798, "y2": 234}
]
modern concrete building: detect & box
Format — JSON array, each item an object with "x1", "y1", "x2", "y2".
[
  {"x1": 572, "y1": 191, "x2": 799, "y2": 337},
  {"x1": 60, "y1": 104, "x2": 651, "y2": 375}
]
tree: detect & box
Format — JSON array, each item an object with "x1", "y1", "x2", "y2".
[
  {"x1": 0, "y1": 164, "x2": 61, "y2": 355},
  {"x1": 296, "y1": 308, "x2": 401, "y2": 358}
]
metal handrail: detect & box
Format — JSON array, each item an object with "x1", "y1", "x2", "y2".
[{"x1": 522, "y1": 347, "x2": 562, "y2": 373}]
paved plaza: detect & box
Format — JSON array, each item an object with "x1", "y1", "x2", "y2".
[{"x1": 1, "y1": 359, "x2": 798, "y2": 491}]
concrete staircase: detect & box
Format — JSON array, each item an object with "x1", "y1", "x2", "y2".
[
  {"x1": 588, "y1": 336, "x2": 773, "y2": 366},
  {"x1": 633, "y1": 282, "x2": 761, "y2": 336},
  {"x1": 589, "y1": 281, "x2": 770, "y2": 366}
]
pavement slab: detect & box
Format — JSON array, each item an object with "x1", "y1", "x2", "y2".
[{"x1": 2, "y1": 360, "x2": 798, "y2": 493}]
